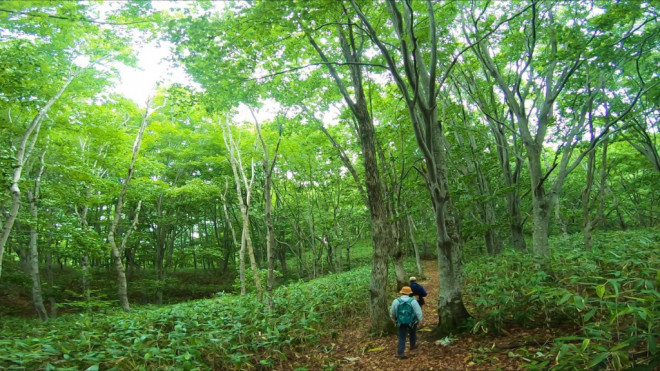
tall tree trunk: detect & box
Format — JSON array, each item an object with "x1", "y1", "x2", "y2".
[
  {"x1": 583, "y1": 135, "x2": 610, "y2": 251},
  {"x1": 351, "y1": 0, "x2": 471, "y2": 336},
  {"x1": 0, "y1": 74, "x2": 77, "y2": 279},
  {"x1": 305, "y1": 21, "x2": 395, "y2": 334},
  {"x1": 27, "y1": 151, "x2": 48, "y2": 321},
  {"x1": 252, "y1": 108, "x2": 282, "y2": 306},
  {"x1": 407, "y1": 214, "x2": 425, "y2": 279},
  {"x1": 451, "y1": 108, "x2": 502, "y2": 255},
  {"x1": 528, "y1": 149, "x2": 553, "y2": 264},
  {"x1": 154, "y1": 194, "x2": 168, "y2": 305},
  {"x1": 389, "y1": 209, "x2": 407, "y2": 289},
  {"x1": 46, "y1": 252, "x2": 57, "y2": 318},
  {"x1": 108, "y1": 98, "x2": 156, "y2": 312},
  {"x1": 221, "y1": 117, "x2": 263, "y2": 299},
  {"x1": 555, "y1": 202, "x2": 569, "y2": 239},
  {"x1": 221, "y1": 182, "x2": 241, "y2": 292},
  {"x1": 463, "y1": 67, "x2": 527, "y2": 252}
]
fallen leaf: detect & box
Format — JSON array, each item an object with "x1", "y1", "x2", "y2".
[{"x1": 367, "y1": 346, "x2": 385, "y2": 352}]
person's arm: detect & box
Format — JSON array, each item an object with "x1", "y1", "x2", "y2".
[
  {"x1": 413, "y1": 301, "x2": 423, "y2": 323},
  {"x1": 420, "y1": 285, "x2": 427, "y2": 297},
  {"x1": 390, "y1": 300, "x2": 398, "y2": 321}
]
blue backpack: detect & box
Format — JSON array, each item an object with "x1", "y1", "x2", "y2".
[{"x1": 396, "y1": 297, "x2": 416, "y2": 326}]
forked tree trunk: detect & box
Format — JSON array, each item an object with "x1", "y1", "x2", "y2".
[
  {"x1": 0, "y1": 75, "x2": 76, "y2": 279},
  {"x1": 221, "y1": 117, "x2": 262, "y2": 299},
  {"x1": 351, "y1": 0, "x2": 471, "y2": 336},
  {"x1": 108, "y1": 98, "x2": 156, "y2": 312}
]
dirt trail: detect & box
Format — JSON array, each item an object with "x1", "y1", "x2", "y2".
[{"x1": 288, "y1": 260, "x2": 554, "y2": 371}]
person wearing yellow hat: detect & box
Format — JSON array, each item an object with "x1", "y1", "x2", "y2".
[{"x1": 390, "y1": 286, "x2": 423, "y2": 359}]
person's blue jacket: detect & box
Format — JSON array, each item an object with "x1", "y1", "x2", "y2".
[
  {"x1": 410, "y1": 281, "x2": 427, "y2": 298},
  {"x1": 390, "y1": 295, "x2": 423, "y2": 325}
]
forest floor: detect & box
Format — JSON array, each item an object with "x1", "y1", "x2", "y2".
[{"x1": 285, "y1": 260, "x2": 562, "y2": 371}]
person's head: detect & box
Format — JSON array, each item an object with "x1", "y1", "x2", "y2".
[
  {"x1": 409, "y1": 276, "x2": 416, "y2": 283},
  {"x1": 399, "y1": 286, "x2": 412, "y2": 296}
]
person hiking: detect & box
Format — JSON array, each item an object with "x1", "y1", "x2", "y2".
[
  {"x1": 409, "y1": 276, "x2": 428, "y2": 307},
  {"x1": 390, "y1": 286, "x2": 423, "y2": 359}
]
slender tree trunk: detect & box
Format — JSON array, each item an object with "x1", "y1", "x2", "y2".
[
  {"x1": 46, "y1": 252, "x2": 57, "y2": 318},
  {"x1": 252, "y1": 109, "x2": 282, "y2": 306},
  {"x1": 428, "y1": 134, "x2": 470, "y2": 337},
  {"x1": 108, "y1": 98, "x2": 155, "y2": 312},
  {"x1": 0, "y1": 75, "x2": 77, "y2": 279},
  {"x1": 454, "y1": 115, "x2": 502, "y2": 255},
  {"x1": 390, "y1": 212, "x2": 407, "y2": 289},
  {"x1": 509, "y1": 195, "x2": 527, "y2": 251},
  {"x1": 221, "y1": 117, "x2": 262, "y2": 299},
  {"x1": 154, "y1": 194, "x2": 168, "y2": 305},
  {"x1": 221, "y1": 183, "x2": 241, "y2": 292},
  {"x1": 583, "y1": 136, "x2": 609, "y2": 251},
  {"x1": 28, "y1": 151, "x2": 47, "y2": 321},
  {"x1": 407, "y1": 215, "x2": 425, "y2": 279},
  {"x1": 555, "y1": 202, "x2": 569, "y2": 239}
]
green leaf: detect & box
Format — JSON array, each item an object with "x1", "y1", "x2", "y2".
[
  {"x1": 584, "y1": 309, "x2": 597, "y2": 322},
  {"x1": 588, "y1": 352, "x2": 610, "y2": 368},
  {"x1": 596, "y1": 284, "x2": 605, "y2": 299},
  {"x1": 558, "y1": 293, "x2": 572, "y2": 305},
  {"x1": 649, "y1": 335, "x2": 657, "y2": 355}
]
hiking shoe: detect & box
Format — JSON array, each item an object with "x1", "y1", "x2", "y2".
[
  {"x1": 396, "y1": 354, "x2": 408, "y2": 359},
  {"x1": 410, "y1": 345, "x2": 418, "y2": 350}
]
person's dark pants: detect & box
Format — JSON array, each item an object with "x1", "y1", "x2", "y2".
[{"x1": 397, "y1": 324, "x2": 417, "y2": 356}]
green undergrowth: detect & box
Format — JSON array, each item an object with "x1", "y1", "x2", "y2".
[
  {"x1": 0, "y1": 264, "x2": 235, "y2": 317},
  {"x1": 0, "y1": 267, "x2": 370, "y2": 370},
  {"x1": 464, "y1": 229, "x2": 660, "y2": 370}
]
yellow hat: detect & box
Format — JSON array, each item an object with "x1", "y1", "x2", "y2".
[{"x1": 399, "y1": 286, "x2": 413, "y2": 295}]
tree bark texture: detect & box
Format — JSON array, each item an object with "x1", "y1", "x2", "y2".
[
  {"x1": 108, "y1": 98, "x2": 155, "y2": 312},
  {"x1": 305, "y1": 21, "x2": 396, "y2": 334},
  {"x1": 0, "y1": 74, "x2": 76, "y2": 279},
  {"x1": 28, "y1": 151, "x2": 48, "y2": 321},
  {"x1": 222, "y1": 117, "x2": 263, "y2": 299}
]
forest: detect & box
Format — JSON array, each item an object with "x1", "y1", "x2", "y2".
[{"x1": 0, "y1": 1, "x2": 658, "y2": 370}]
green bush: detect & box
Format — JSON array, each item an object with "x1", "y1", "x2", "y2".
[
  {"x1": 0, "y1": 266, "x2": 370, "y2": 370},
  {"x1": 464, "y1": 229, "x2": 660, "y2": 370},
  {"x1": 232, "y1": 268, "x2": 284, "y2": 293}
]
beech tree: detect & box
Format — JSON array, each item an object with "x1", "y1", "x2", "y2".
[
  {"x1": 461, "y1": 0, "x2": 657, "y2": 266},
  {"x1": 349, "y1": 0, "x2": 471, "y2": 335},
  {"x1": 221, "y1": 118, "x2": 263, "y2": 300}
]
